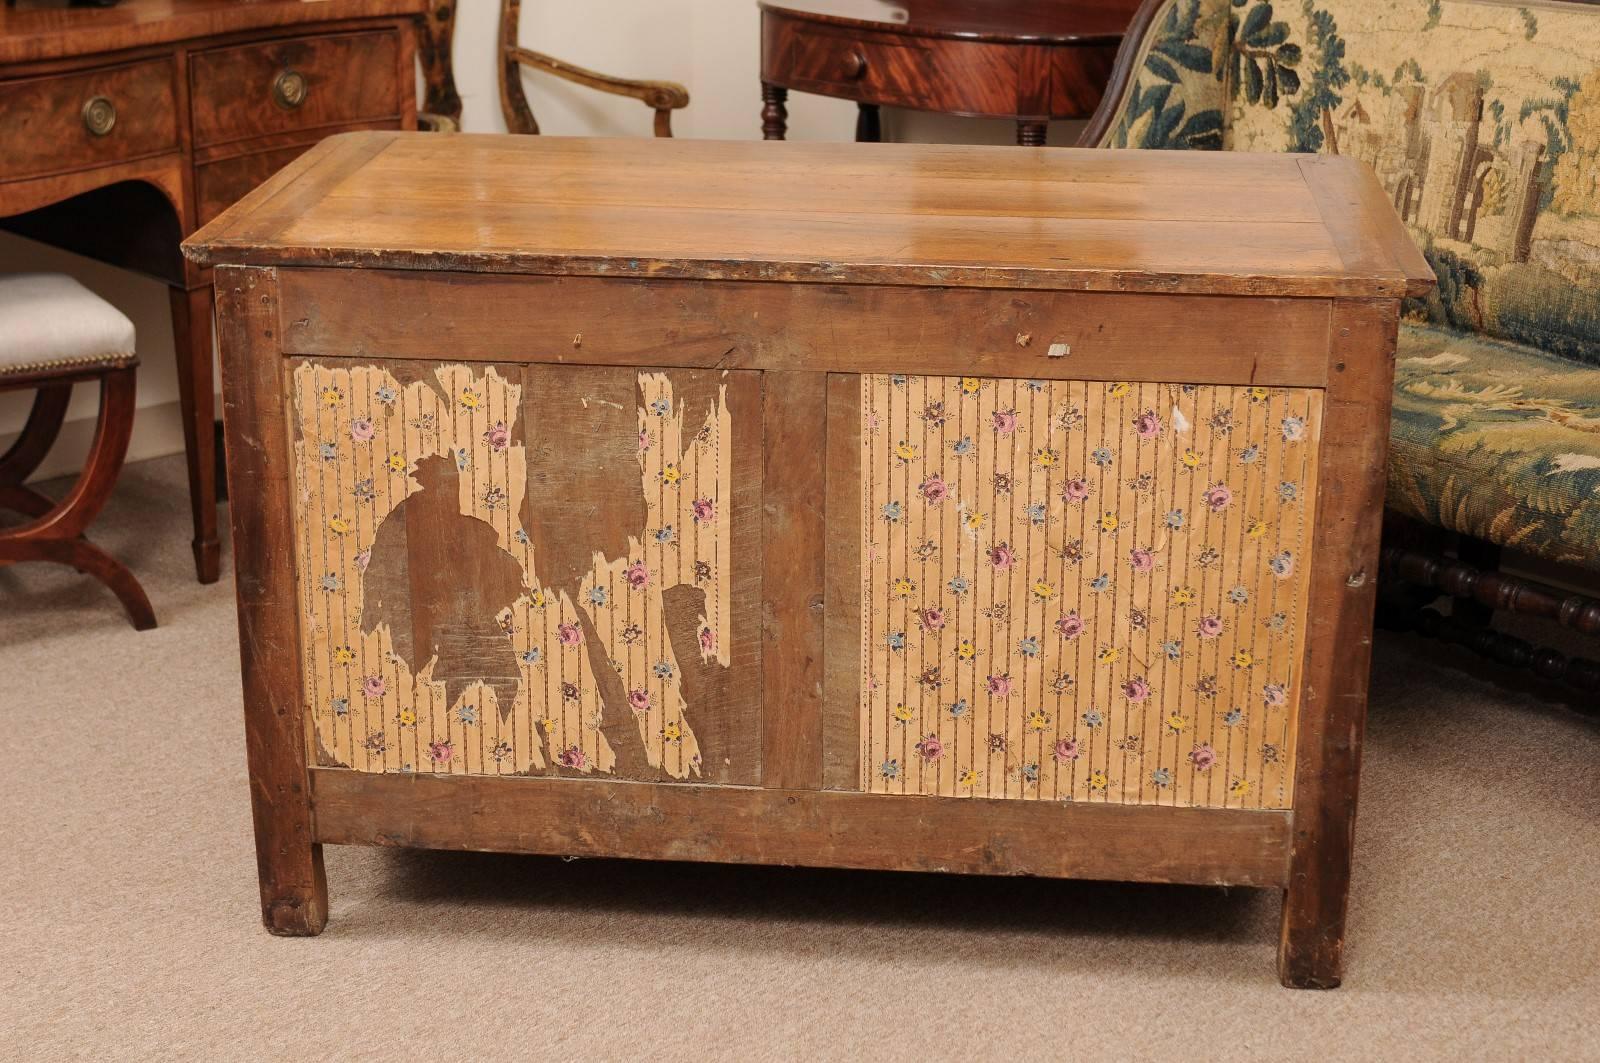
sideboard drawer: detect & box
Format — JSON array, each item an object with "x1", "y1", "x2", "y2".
[
  {"x1": 189, "y1": 30, "x2": 401, "y2": 148},
  {"x1": 0, "y1": 58, "x2": 178, "y2": 181}
]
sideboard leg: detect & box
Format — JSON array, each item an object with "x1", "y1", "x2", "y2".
[
  {"x1": 761, "y1": 82, "x2": 788, "y2": 140},
  {"x1": 1017, "y1": 120, "x2": 1047, "y2": 146},
  {"x1": 855, "y1": 102, "x2": 881, "y2": 142},
  {"x1": 169, "y1": 284, "x2": 222, "y2": 584}
]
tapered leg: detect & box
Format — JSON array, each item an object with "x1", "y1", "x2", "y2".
[
  {"x1": 856, "y1": 102, "x2": 881, "y2": 143},
  {"x1": 170, "y1": 284, "x2": 221, "y2": 584},
  {"x1": 761, "y1": 82, "x2": 788, "y2": 140},
  {"x1": 1017, "y1": 120, "x2": 1047, "y2": 146}
]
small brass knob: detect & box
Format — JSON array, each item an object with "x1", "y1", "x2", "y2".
[
  {"x1": 81, "y1": 96, "x2": 116, "y2": 137},
  {"x1": 272, "y1": 69, "x2": 309, "y2": 110},
  {"x1": 842, "y1": 50, "x2": 868, "y2": 80}
]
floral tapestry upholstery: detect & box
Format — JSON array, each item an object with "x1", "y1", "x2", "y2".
[
  {"x1": 1092, "y1": 0, "x2": 1600, "y2": 567},
  {"x1": 1390, "y1": 323, "x2": 1600, "y2": 569},
  {"x1": 1102, "y1": 0, "x2": 1232, "y2": 149}
]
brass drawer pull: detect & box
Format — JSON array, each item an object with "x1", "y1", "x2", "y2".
[
  {"x1": 272, "y1": 69, "x2": 309, "y2": 110},
  {"x1": 842, "y1": 50, "x2": 868, "y2": 80},
  {"x1": 81, "y1": 95, "x2": 116, "y2": 137}
]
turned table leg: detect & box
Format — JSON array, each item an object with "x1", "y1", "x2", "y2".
[
  {"x1": 761, "y1": 82, "x2": 788, "y2": 140},
  {"x1": 1017, "y1": 120, "x2": 1047, "y2": 146},
  {"x1": 169, "y1": 283, "x2": 222, "y2": 584},
  {"x1": 856, "y1": 102, "x2": 881, "y2": 143}
]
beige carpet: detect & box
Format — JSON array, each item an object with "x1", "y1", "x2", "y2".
[{"x1": 2, "y1": 455, "x2": 1597, "y2": 1061}]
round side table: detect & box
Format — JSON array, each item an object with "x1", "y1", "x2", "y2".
[{"x1": 759, "y1": 0, "x2": 1139, "y2": 145}]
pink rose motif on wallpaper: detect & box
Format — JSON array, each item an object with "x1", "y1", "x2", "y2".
[
  {"x1": 1053, "y1": 738, "x2": 1080, "y2": 763},
  {"x1": 1203, "y1": 484, "x2": 1233, "y2": 511},
  {"x1": 918, "y1": 475, "x2": 948, "y2": 504},
  {"x1": 557, "y1": 622, "x2": 584, "y2": 647},
  {"x1": 991, "y1": 409, "x2": 1018, "y2": 437},
  {"x1": 699, "y1": 626, "x2": 716, "y2": 655},
  {"x1": 349, "y1": 417, "x2": 375, "y2": 442},
  {"x1": 627, "y1": 688, "x2": 651, "y2": 714},
  {"x1": 919, "y1": 607, "x2": 946, "y2": 632},
  {"x1": 625, "y1": 561, "x2": 651, "y2": 589},
  {"x1": 914, "y1": 733, "x2": 945, "y2": 762},
  {"x1": 691, "y1": 497, "x2": 716, "y2": 524},
  {"x1": 1062, "y1": 478, "x2": 1090, "y2": 504},
  {"x1": 1129, "y1": 547, "x2": 1155, "y2": 572},
  {"x1": 638, "y1": 429, "x2": 650, "y2": 452},
  {"x1": 483, "y1": 422, "x2": 511, "y2": 451},
  {"x1": 1133, "y1": 409, "x2": 1163, "y2": 439},
  {"x1": 988, "y1": 543, "x2": 1015, "y2": 571},
  {"x1": 1056, "y1": 612, "x2": 1084, "y2": 639},
  {"x1": 427, "y1": 740, "x2": 453, "y2": 763},
  {"x1": 1189, "y1": 743, "x2": 1217, "y2": 771},
  {"x1": 1121, "y1": 676, "x2": 1151, "y2": 702},
  {"x1": 362, "y1": 674, "x2": 386, "y2": 699},
  {"x1": 556, "y1": 745, "x2": 588, "y2": 770},
  {"x1": 1262, "y1": 683, "x2": 1287, "y2": 707},
  {"x1": 1197, "y1": 615, "x2": 1224, "y2": 639},
  {"x1": 986, "y1": 673, "x2": 1012, "y2": 698}
]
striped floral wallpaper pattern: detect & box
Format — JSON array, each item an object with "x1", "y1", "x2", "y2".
[{"x1": 859, "y1": 374, "x2": 1322, "y2": 809}]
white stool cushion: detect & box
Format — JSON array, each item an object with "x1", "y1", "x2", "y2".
[{"x1": 0, "y1": 273, "x2": 137, "y2": 378}]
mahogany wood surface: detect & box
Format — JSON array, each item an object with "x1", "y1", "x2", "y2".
[
  {"x1": 759, "y1": 0, "x2": 1136, "y2": 143},
  {"x1": 193, "y1": 134, "x2": 1432, "y2": 986},
  {"x1": 0, "y1": 0, "x2": 422, "y2": 585}
]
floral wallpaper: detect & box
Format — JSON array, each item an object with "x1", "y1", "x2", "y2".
[
  {"x1": 859, "y1": 375, "x2": 1321, "y2": 809},
  {"x1": 290, "y1": 362, "x2": 732, "y2": 779}
]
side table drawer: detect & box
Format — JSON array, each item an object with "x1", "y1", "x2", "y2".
[
  {"x1": 190, "y1": 30, "x2": 401, "y2": 148},
  {"x1": 763, "y1": 18, "x2": 1040, "y2": 117},
  {"x1": 0, "y1": 58, "x2": 178, "y2": 181}
]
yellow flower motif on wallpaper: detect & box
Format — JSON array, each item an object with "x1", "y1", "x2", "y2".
[
  {"x1": 1034, "y1": 448, "x2": 1057, "y2": 468},
  {"x1": 1108, "y1": 382, "x2": 1131, "y2": 398},
  {"x1": 1097, "y1": 646, "x2": 1121, "y2": 665},
  {"x1": 320, "y1": 386, "x2": 343, "y2": 408},
  {"x1": 1099, "y1": 512, "x2": 1119, "y2": 532},
  {"x1": 895, "y1": 441, "x2": 919, "y2": 463},
  {"x1": 1182, "y1": 449, "x2": 1201, "y2": 469},
  {"x1": 327, "y1": 515, "x2": 352, "y2": 535},
  {"x1": 458, "y1": 387, "x2": 481, "y2": 410},
  {"x1": 958, "y1": 768, "x2": 980, "y2": 787},
  {"x1": 385, "y1": 452, "x2": 407, "y2": 473},
  {"x1": 1231, "y1": 649, "x2": 1255, "y2": 670},
  {"x1": 892, "y1": 703, "x2": 915, "y2": 723},
  {"x1": 960, "y1": 377, "x2": 982, "y2": 395},
  {"x1": 1032, "y1": 580, "x2": 1055, "y2": 601}
]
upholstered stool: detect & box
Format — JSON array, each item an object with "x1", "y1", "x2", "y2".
[{"x1": 0, "y1": 274, "x2": 155, "y2": 629}]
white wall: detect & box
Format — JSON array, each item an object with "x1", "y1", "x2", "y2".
[{"x1": 1, "y1": 0, "x2": 1083, "y2": 479}]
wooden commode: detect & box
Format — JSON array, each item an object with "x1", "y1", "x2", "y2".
[{"x1": 185, "y1": 131, "x2": 1433, "y2": 988}]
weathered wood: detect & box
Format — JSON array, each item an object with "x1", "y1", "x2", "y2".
[
  {"x1": 1278, "y1": 298, "x2": 1398, "y2": 989},
  {"x1": 183, "y1": 132, "x2": 1437, "y2": 299},
  {"x1": 762, "y1": 372, "x2": 827, "y2": 789},
  {"x1": 195, "y1": 133, "x2": 1428, "y2": 983},
  {"x1": 215, "y1": 265, "x2": 327, "y2": 935},
  {"x1": 822, "y1": 374, "x2": 862, "y2": 791},
  {"x1": 311, "y1": 768, "x2": 1294, "y2": 886},
  {"x1": 275, "y1": 269, "x2": 1334, "y2": 387}
]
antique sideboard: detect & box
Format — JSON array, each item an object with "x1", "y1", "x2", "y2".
[
  {"x1": 186, "y1": 132, "x2": 1432, "y2": 988},
  {"x1": 0, "y1": 0, "x2": 423, "y2": 583}
]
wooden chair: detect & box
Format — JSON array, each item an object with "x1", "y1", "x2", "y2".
[
  {"x1": 0, "y1": 274, "x2": 155, "y2": 630},
  {"x1": 414, "y1": 0, "x2": 689, "y2": 136}
]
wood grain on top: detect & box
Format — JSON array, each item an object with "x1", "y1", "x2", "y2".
[
  {"x1": 0, "y1": 0, "x2": 425, "y2": 65},
  {"x1": 758, "y1": 0, "x2": 1141, "y2": 44},
  {"x1": 185, "y1": 131, "x2": 1436, "y2": 298}
]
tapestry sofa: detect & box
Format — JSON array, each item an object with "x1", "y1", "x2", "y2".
[{"x1": 1082, "y1": 0, "x2": 1600, "y2": 690}]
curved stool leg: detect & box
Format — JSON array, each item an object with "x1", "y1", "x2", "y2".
[
  {"x1": 0, "y1": 536, "x2": 156, "y2": 630},
  {"x1": 0, "y1": 367, "x2": 155, "y2": 630},
  {"x1": 0, "y1": 382, "x2": 71, "y2": 488}
]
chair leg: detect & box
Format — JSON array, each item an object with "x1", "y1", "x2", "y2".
[
  {"x1": 0, "y1": 366, "x2": 155, "y2": 630},
  {"x1": 0, "y1": 382, "x2": 71, "y2": 487}
]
